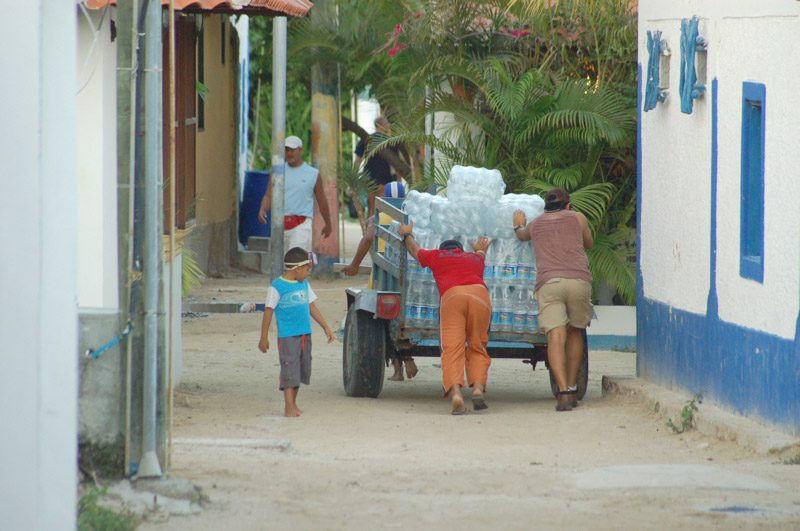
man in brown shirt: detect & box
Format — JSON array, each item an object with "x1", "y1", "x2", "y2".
[{"x1": 513, "y1": 188, "x2": 593, "y2": 411}]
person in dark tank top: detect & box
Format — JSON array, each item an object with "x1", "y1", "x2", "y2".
[{"x1": 513, "y1": 188, "x2": 594, "y2": 411}]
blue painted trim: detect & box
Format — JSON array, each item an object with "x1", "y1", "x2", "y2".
[
  {"x1": 643, "y1": 30, "x2": 662, "y2": 112},
  {"x1": 636, "y1": 63, "x2": 644, "y2": 376},
  {"x1": 639, "y1": 73, "x2": 799, "y2": 435},
  {"x1": 679, "y1": 16, "x2": 705, "y2": 114},
  {"x1": 638, "y1": 297, "x2": 800, "y2": 436},
  {"x1": 739, "y1": 81, "x2": 766, "y2": 283},
  {"x1": 707, "y1": 78, "x2": 719, "y2": 319}
]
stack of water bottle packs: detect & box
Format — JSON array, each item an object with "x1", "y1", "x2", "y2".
[{"x1": 385, "y1": 165, "x2": 545, "y2": 333}]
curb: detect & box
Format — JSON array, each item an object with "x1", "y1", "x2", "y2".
[{"x1": 602, "y1": 376, "x2": 800, "y2": 455}]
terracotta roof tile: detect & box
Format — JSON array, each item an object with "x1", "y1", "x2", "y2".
[{"x1": 85, "y1": 0, "x2": 312, "y2": 18}]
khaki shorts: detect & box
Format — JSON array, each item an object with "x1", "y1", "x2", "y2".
[{"x1": 535, "y1": 278, "x2": 593, "y2": 334}]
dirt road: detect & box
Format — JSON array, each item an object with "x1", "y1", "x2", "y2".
[{"x1": 141, "y1": 272, "x2": 800, "y2": 530}]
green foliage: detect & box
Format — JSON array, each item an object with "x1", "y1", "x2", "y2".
[
  {"x1": 182, "y1": 248, "x2": 205, "y2": 298},
  {"x1": 248, "y1": 18, "x2": 321, "y2": 170},
  {"x1": 666, "y1": 391, "x2": 704, "y2": 434},
  {"x1": 782, "y1": 451, "x2": 800, "y2": 465},
  {"x1": 195, "y1": 81, "x2": 210, "y2": 103},
  {"x1": 79, "y1": 436, "x2": 126, "y2": 480},
  {"x1": 336, "y1": 160, "x2": 379, "y2": 232},
  {"x1": 252, "y1": 0, "x2": 639, "y2": 302},
  {"x1": 78, "y1": 487, "x2": 139, "y2": 531}
]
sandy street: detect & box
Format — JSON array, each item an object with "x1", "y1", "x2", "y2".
[{"x1": 139, "y1": 272, "x2": 800, "y2": 530}]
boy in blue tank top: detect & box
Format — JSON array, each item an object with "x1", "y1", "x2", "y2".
[{"x1": 258, "y1": 247, "x2": 334, "y2": 417}]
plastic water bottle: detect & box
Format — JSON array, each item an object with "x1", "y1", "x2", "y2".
[
  {"x1": 498, "y1": 285, "x2": 512, "y2": 331},
  {"x1": 517, "y1": 241, "x2": 535, "y2": 284},
  {"x1": 496, "y1": 239, "x2": 516, "y2": 284},
  {"x1": 526, "y1": 289, "x2": 539, "y2": 333},
  {"x1": 490, "y1": 285, "x2": 501, "y2": 331},
  {"x1": 424, "y1": 281, "x2": 440, "y2": 328},
  {"x1": 483, "y1": 242, "x2": 497, "y2": 284},
  {"x1": 407, "y1": 252, "x2": 423, "y2": 280},
  {"x1": 512, "y1": 287, "x2": 527, "y2": 333},
  {"x1": 492, "y1": 239, "x2": 506, "y2": 281},
  {"x1": 405, "y1": 283, "x2": 423, "y2": 327},
  {"x1": 417, "y1": 280, "x2": 433, "y2": 328}
]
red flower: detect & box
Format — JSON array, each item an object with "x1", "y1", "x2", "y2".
[
  {"x1": 395, "y1": 24, "x2": 403, "y2": 32},
  {"x1": 511, "y1": 29, "x2": 531, "y2": 38},
  {"x1": 413, "y1": 12, "x2": 422, "y2": 18},
  {"x1": 388, "y1": 47, "x2": 398, "y2": 56},
  {"x1": 397, "y1": 44, "x2": 407, "y2": 50}
]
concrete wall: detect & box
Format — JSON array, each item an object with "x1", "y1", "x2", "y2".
[
  {"x1": 638, "y1": 0, "x2": 800, "y2": 435},
  {"x1": 196, "y1": 14, "x2": 238, "y2": 226},
  {"x1": 192, "y1": 14, "x2": 240, "y2": 274},
  {"x1": 0, "y1": 2, "x2": 79, "y2": 528},
  {"x1": 77, "y1": 8, "x2": 119, "y2": 309},
  {"x1": 79, "y1": 310, "x2": 124, "y2": 443}
]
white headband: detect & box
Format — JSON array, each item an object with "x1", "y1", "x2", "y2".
[{"x1": 284, "y1": 259, "x2": 311, "y2": 270}]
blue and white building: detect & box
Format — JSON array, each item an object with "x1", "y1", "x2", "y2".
[{"x1": 638, "y1": 1, "x2": 800, "y2": 436}]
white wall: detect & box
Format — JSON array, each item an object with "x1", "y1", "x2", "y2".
[
  {"x1": 0, "y1": 1, "x2": 78, "y2": 528},
  {"x1": 77, "y1": 8, "x2": 119, "y2": 309},
  {"x1": 639, "y1": 0, "x2": 800, "y2": 337},
  {"x1": 639, "y1": 17, "x2": 712, "y2": 314},
  {"x1": 714, "y1": 16, "x2": 800, "y2": 339}
]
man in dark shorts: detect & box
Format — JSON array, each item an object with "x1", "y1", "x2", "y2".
[{"x1": 355, "y1": 116, "x2": 403, "y2": 216}]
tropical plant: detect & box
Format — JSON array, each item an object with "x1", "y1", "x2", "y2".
[
  {"x1": 336, "y1": 160, "x2": 380, "y2": 233},
  {"x1": 250, "y1": 0, "x2": 639, "y2": 302},
  {"x1": 182, "y1": 248, "x2": 205, "y2": 297},
  {"x1": 373, "y1": 57, "x2": 636, "y2": 301}
]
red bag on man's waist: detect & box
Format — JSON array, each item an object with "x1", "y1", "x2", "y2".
[{"x1": 284, "y1": 215, "x2": 307, "y2": 230}]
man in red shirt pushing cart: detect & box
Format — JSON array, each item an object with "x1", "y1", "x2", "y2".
[{"x1": 397, "y1": 221, "x2": 494, "y2": 415}]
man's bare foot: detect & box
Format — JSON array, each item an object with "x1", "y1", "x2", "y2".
[
  {"x1": 388, "y1": 372, "x2": 404, "y2": 381},
  {"x1": 284, "y1": 406, "x2": 303, "y2": 417},
  {"x1": 404, "y1": 359, "x2": 418, "y2": 379},
  {"x1": 450, "y1": 385, "x2": 466, "y2": 415}
]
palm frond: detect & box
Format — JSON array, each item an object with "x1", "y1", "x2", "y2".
[{"x1": 587, "y1": 228, "x2": 636, "y2": 305}]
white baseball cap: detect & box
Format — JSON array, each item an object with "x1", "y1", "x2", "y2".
[{"x1": 285, "y1": 136, "x2": 303, "y2": 149}]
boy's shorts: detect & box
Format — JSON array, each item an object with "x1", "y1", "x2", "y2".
[
  {"x1": 278, "y1": 334, "x2": 312, "y2": 390},
  {"x1": 535, "y1": 278, "x2": 593, "y2": 334}
]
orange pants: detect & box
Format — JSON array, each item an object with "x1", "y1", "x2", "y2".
[{"x1": 439, "y1": 284, "x2": 492, "y2": 396}]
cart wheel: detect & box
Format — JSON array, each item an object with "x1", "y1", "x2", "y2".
[
  {"x1": 549, "y1": 329, "x2": 589, "y2": 400},
  {"x1": 343, "y1": 304, "x2": 385, "y2": 397}
]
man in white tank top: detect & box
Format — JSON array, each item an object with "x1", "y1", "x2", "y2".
[{"x1": 258, "y1": 136, "x2": 332, "y2": 252}]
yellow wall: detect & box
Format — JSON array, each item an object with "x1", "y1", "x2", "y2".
[{"x1": 195, "y1": 14, "x2": 237, "y2": 226}]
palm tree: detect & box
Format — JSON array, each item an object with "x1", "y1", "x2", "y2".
[{"x1": 375, "y1": 57, "x2": 636, "y2": 301}]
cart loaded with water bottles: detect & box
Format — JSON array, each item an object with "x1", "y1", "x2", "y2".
[{"x1": 341, "y1": 169, "x2": 588, "y2": 400}]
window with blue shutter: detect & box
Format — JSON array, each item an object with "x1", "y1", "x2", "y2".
[{"x1": 740, "y1": 82, "x2": 766, "y2": 283}]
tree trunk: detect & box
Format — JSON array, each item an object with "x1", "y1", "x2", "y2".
[{"x1": 348, "y1": 188, "x2": 368, "y2": 234}]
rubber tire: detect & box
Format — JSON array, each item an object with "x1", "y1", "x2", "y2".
[
  {"x1": 343, "y1": 305, "x2": 386, "y2": 397},
  {"x1": 549, "y1": 328, "x2": 589, "y2": 400}
]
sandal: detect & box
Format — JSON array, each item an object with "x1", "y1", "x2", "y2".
[
  {"x1": 556, "y1": 390, "x2": 576, "y2": 412},
  {"x1": 472, "y1": 395, "x2": 488, "y2": 411}
]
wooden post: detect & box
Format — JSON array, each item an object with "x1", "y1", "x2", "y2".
[{"x1": 310, "y1": 0, "x2": 340, "y2": 274}]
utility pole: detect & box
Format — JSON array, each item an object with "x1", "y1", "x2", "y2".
[
  {"x1": 270, "y1": 17, "x2": 287, "y2": 282},
  {"x1": 116, "y1": 0, "x2": 138, "y2": 477},
  {"x1": 310, "y1": 0, "x2": 340, "y2": 274}
]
